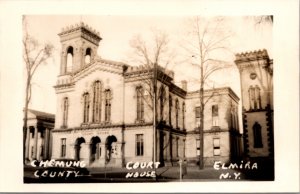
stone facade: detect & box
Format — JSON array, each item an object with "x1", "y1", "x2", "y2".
[
  {"x1": 25, "y1": 109, "x2": 54, "y2": 162},
  {"x1": 235, "y1": 49, "x2": 274, "y2": 158},
  {"x1": 185, "y1": 88, "x2": 243, "y2": 166},
  {"x1": 51, "y1": 22, "x2": 243, "y2": 168}
]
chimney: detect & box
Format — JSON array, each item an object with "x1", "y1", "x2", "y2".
[{"x1": 181, "y1": 80, "x2": 187, "y2": 91}]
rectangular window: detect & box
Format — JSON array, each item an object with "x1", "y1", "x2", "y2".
[
  {"x1": 212, "y1": 105, "x2": 219, "y2": 126},
  {"x1": 63, "y1": 97, "x2": 69, "y2": 126},
  {"x1": 136, "y1": 134, "x2": 144, "y2": 156},
  {"x1": 195, "y1": 106, "x2": 200, "y2": 118},
  {"x1": 213, "y1": 138, "x2": 220, "y2": 156},
  {"x1": 136, "y1": 87, "x2": 144, "y2": 121},
  {"x1": 61, "y1": 138, "x2": 66, "y2": 157},
  {"x1": 176, "y1": 138, "x2": 179, "y2": 157},
  {"x1": 212, "y1": 105, "x2": 218, "y2": 116},
  {"x1": 196, "y1": 139, "x2": 200, "y2": 156}
]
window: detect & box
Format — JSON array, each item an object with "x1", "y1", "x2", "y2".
[
  {"x1": 105, "y1": 89, "x2": 112, "y2": 122},
  {"x1": 195, "y1": 106, "x2": 201, "y2": 127},
  {"x1": 83, "y1": 93, "x2": 90, "y2": 123},
  {"x1": 63, "y1": 97, "x2": 69, "y2": 127},
  {"x1": 176, "y1": 138, "x2": 179, "y2": 157},
  {"x1": 160, "y1": 87, "x2": 165, "y2": 121},
  {"x1": 169, "y1": 96, "x2": 172, "y2": 125},
  {"x1": 136, "y1": 86, "x2": 144, "y2": 121},
  {"x1": 182, "y1": 102, "x2": 185, "y2": 129},
  {"x1": 136, "y1": 134, "x2": 144, "y2": 156},
  {"x1": 231, "y1": 105, "x2": 239, "y2": 130},
  {"x1": 255, "y1": 86, "x2": 262, "y2": 109},
  {"x1": 212, "y1": 105, "x2": 219, "y2": 126},
  {"x1": 175, "y1": 99, "x2": 179, "y2": 128},
  {"x1": 61, "y1": 138, "x2": 66, "y2": 157},
  {"x1": 196, "y1": 139, "x2": 200, "y2": 156},
  {"x1": 92, "y1": 81, "x2": 102, "y2": 122},
  {"x1": 195, "y1": 106, "x2": 201, "y2": 118},
  {"x1": 30, "y1": 127, "x2": 35, "y2": 138},
  {"x1": 213, "y1": 138, "x2": 220, "y2": 156},
  {"x1": 249, "y1": 85, "x2": 262, "y2": 110},
  {"x1": 66, "y1": 46, "x2": 73, "y2": 73},
  {"x1": 85, "y1": 48, "x2": 91, "y2": 64},
  {"x1": 253, "y1": 122, "x2": 263, "y2": 148}
]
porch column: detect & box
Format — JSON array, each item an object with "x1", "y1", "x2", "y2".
[
  {"x1": 33, "y1": 126, "x2": 38, "y2": 160},
  {"x1": 115, "y1": 142, "x2": 123, "y2": 167},
  {"x1": 82, "y1": 142, "x2": 90, "y2": 165},
  {"x1": 43, "y1": 128, "x2": 50, "y2": 159}
]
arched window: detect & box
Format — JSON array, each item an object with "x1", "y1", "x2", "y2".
[
  {"x1": 62, "y1": 97, "x2": 69, "y2": 127},
  {"x1": 249, "y1": 86, "x2": 255, "y2": 109},
  {"x1": 136, "y1": 86, "x2": 144, "y2": 121},
  {"x1": 253, "y1": 122, "x2": 263, "y2": 148},
  {"x1": 175, "y1": 99, "x2": 179, "y2": 128},
  {"x1": 83, "y1": 92, "x2": 90, "y2": 123},
  {"x1": 66, "y1": 46, "x2": 73, "y2": 73},
  {"x1": 159, "y1": 86, "x2": 165, "y2": 121},
  {"x1": 92, "y1": 81, "x2": 102, "y2": 122},
  {"x1": 255, "y1": 85, "x2": 262, "y2": 109},
  {"x1": 105, "y1": 89, "x2": 112, "y2": 122},
  {"x1": 249, "y1": 85, "x2": 262, "y2": 110},
  {"x1": 182, "y1": 102, "x2": 185, "y2": 129},
  {"x1": 169, "y1": 95, "x2": 172, "y2": 125},
  {"x1": 85, "y1": 48, "x2": 91, "y2": 64}
]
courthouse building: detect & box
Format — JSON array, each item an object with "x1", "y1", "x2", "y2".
[{"x1": 51, "y1": 22, "x2": 243, "y2": 167}]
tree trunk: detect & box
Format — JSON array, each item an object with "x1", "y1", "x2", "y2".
[
  {"x1": 199, "y1": 58, "x2": 205, "y2": 169},
  {"x1": 199, "y1": 81, "x2": 204, "y2": 169},
  {"x1": 23, "y1": 76, "x2": 30, "y2": 164}
]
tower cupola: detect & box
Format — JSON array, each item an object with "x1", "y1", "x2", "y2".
[{"x1": 58, "y1": 22, "x2": 102, "y2": 74}]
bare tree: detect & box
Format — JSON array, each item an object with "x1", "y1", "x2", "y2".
[
  {"x1": 183, "y1": 16, "x2": 233, "y2": 169},
  {"x1": 254, "y1": 15, "x2": 273, "y2": 25},
  {"x1": 23, "y1": 16, "x2": 54, "y2": 163},
  {"x1": 128, "y1": 30, "x2": 176, "y2": 166}
]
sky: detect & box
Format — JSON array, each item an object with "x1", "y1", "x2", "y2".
[{"x1": 24, "y1": 15, "x2": 272, "y2": 114}]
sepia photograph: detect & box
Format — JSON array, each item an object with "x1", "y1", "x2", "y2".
[{"x1": 22, "y1": 15, "x2": 274, "y2": 183}]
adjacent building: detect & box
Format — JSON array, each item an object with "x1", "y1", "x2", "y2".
[
  {"x1": 51, "y1": 22, "x2": 243, "y2": 168},
  {"x1": 25, "y1": 109, "x2": 54, "y2": 162},
  {"x1": 235, "y1": 50, "x2": 274, "y2": 160}
]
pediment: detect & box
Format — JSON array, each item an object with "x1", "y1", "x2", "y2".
[{"x1": 72, "y1": 57, "x2": 128, "y2": 82}]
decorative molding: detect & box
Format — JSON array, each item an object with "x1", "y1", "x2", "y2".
[
  {"x1": 187, "y1": 87, "x2": 240, "y2": 102},
  {"x1": 235, "y1": 49, "x2": 269, "y2": 63},
  {"x1": 58, "y1": 22, "x2": 102, "y2": 45}
]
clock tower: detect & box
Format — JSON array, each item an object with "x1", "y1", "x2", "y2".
[{"x1": 235, "y1": 49, "x2": 273, "y2": 159}]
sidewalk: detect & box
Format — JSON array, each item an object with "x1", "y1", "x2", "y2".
[{"x1": 88, "y1": 166, "x2": 246, "y2": 181}]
